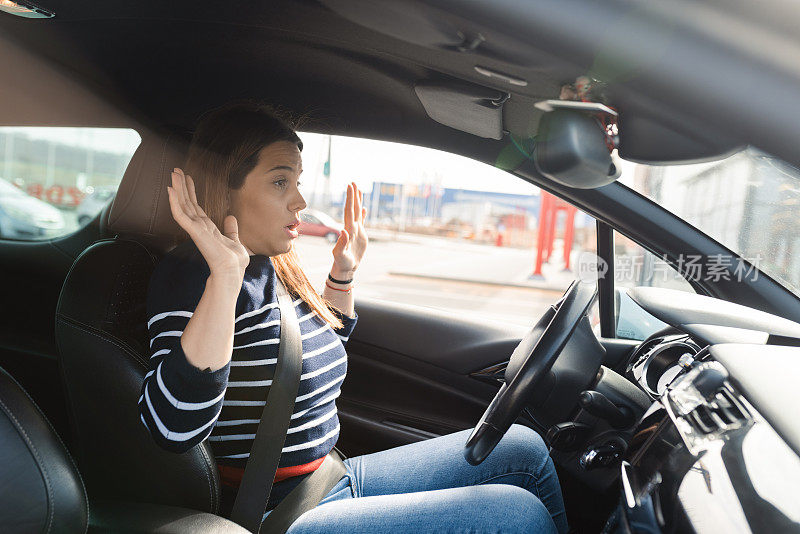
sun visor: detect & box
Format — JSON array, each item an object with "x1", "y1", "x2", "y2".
[
  {"x1": 618, "y1": 112, "x2": 743, "y2": 165},
  {"x1": 613, "y1": 93, "x2": 744, "y2": 165},
  {"x1": 414, "y1": 81, "x2": 506, "y2": 139}
]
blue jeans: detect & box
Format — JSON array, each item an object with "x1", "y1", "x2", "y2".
[{"x1": 265, "y1": 424, "x2": 568, "y2": 533}]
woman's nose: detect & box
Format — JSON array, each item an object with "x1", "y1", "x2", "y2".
[{"x1": 290, "y1": 188, "x2": 307, "y2": 212}]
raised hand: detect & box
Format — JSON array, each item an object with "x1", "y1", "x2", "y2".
[
  {"x1": 167, "y1": 168, "x2": 250, "y2": 283},
  {"x1": 330, "y1": 182, "x2": 368, "y2": 278}
]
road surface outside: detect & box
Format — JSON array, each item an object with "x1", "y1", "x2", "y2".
[
  {"x1": 294, "y1": 229, "x2": 572, "y2": 329},
  {"x1": 57, "y1": 210, "x2": 573, "y2": 329}
]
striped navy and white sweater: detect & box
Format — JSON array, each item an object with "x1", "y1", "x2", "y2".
[{"x1": 138, "y1": 239, "x2": 356, "y2": 479}]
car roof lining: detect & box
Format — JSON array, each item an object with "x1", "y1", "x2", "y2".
[
  {"x1": 0, "y1": 0, "x2": 797, "y2": 167},
  {"x1": 0, "y1": 1, "x2": 566, "y2": 134}
]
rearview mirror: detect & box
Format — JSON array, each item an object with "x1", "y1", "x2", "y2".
[{"x1": 535, "y1": 110, "x2": 621, "y2": 189}]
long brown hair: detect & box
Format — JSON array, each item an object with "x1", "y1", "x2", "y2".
[{"x1": 182, "y1": 101, "x2": 343, "y2": 329}]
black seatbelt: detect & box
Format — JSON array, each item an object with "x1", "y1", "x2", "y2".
[
  {"x1": 260, "y1": 448, "x2": 346, "y2": 534},
  {"x1": 229, "y1": 280, "x2": 303, "y2": 532},
  {"x1": 229, "y1": 280, "x2": 348, "y2": 534}
]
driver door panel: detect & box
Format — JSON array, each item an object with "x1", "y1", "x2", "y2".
[
  {"x1": 337, "y1": 298, "x2": 524, "y2": 456},
  {"x1": 338, "y1": 297, "x2": 611, "y2": 457}
]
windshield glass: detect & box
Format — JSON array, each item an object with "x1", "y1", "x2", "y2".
[{"x1": 619, "y1": 148, "x2": 800, "y2": 296}]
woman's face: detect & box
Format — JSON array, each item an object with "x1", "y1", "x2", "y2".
[{"x1": 228, "y1": 140, "x2": 306, "y2": 257}]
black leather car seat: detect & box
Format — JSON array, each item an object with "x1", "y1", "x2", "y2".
[
  {"x1": 0, "y1": 363, "x2": 248, "y2": 534},
  {"x1": 54, "y1": 132, "x2": 237, "y2": 521},
  {"x1": 0, "y1": 365, "x2": 88, "y2": 533}
]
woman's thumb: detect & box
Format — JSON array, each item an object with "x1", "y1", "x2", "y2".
[
  {"x1": 223, "y1": 215, "x2": 240, "y2": 241},
  {"x1": 333, "y1": 228, "x2": 349, "y2": 254}
]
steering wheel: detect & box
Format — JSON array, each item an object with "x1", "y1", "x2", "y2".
[{"x1": 464, "y1": 279, "x2": 597, "y2": 465}]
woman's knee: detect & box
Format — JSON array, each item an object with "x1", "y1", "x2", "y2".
[
  {"x1": 478, "y1": 484, "x2": 558, "y2": 533},
  {"x1": 495, "y1": 423, "x2": 550, "y2": 467},
  {"x1": 287, "y1": 485, "x2": 557, "y2": 534}
]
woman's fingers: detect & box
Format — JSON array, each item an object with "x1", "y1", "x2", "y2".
[
  {"x1": 170, "y1": 170, "x2": 190, "y2": 217},
  {"x1": 167, "y1": 170, "x2": 248, "y2": 279},
  {"x1": 353, "y1": 183, "x2": 362, "y2": 223},
  {"x1": 167, "y1": 172, "x2": 188, "y2": 220},
  {"x1": 166, "y1": 186, "x2": 183, "y2": 224},
  {"x1": 344, "y1": 183, "x2": 355, "y2": 230},
  {"x1": 185, "y1": 173, "x2": 199, "y2": 207},
  {"x1": 167, "y1": 185, "x2": 195, "y2": 236},
  {"x1": 174, "y1": 169, "x2": 197, "y2": 218},
  {"x1": 185, "y1": 174, "x2": 209, "y2": 218},
  {"x1": 332, "y1": 228, "x2": 349, "y2": 256},
  {"x1": 222, "y1": 214, "x2": 240, "y2": 242},
  {"x1": 168, "y1": 170, "x2": 211, "y2": 241}
]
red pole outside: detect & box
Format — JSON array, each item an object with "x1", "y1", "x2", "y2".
[
  {"x1": 544, "y1": 204, "x2": 558, "y2": 261},
  {"x1": 562, "y1": 206, "x2": 577, "y2": 270},
  {"x1": 532, "y1": 193, "x2": 551, "y2": 276}
]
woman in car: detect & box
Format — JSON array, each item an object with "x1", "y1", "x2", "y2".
[{"x1": 137, "y1": 102, "x2": 568, "y2": 533}]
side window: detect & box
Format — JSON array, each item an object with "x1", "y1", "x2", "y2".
[
  {"x1": 293, "y1": 133, "x2": 597, "y2": 328},
  {"x1": 0, "y1": 127, "x2": 141, "y2": 240},
  {"x1": 613, "y1": 234, "x2": 695, "y2": 340}
]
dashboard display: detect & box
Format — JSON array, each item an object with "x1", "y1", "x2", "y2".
[{"x1": 628, "y1": 334, "x2": 703, "y2": 396}]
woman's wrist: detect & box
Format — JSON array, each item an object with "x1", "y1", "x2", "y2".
[
  {"x1": 327, "y1": 272, "x2": 354, "y2": 286},
  {"x1": 329, "y1": 266, "x2": 355, "y2": 284},
  {"x1": 326, "y1": 267, "x2": 354, "y2": 295},
  {"x1": 207, "y1": 272, "x2": 244, "y2": 296}
]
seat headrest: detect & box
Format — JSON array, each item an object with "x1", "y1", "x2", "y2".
[{"x1": 107, "y1": 132, "x2": 188, "y2": 251}]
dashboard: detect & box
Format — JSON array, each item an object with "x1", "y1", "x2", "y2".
[
  {"x1": 601, "y1": 288, "x2": 800, "y2": 534},
  {"x1": 610, "y1": 351, "x2": 800, "y2": 533}
]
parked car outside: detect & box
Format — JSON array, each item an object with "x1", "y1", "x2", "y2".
[
  {"x1": 76, "y1": 186, "x2": 116, "y2": 226},
  {"x1": 298, "y1": 208, "x2": 342, "y2": 243},
  {"x1": 0, "y1": 177, "x2": 65, "y2": 239}
]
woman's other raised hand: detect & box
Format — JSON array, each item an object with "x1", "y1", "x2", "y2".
[
  {"x1": 167, "y1": 168, "x2": 250, "y2": 283},
  {"x1": 330, "y1": 182, "x2": 368, "y2": 278}
]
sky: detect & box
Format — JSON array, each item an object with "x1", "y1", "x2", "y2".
[{"x1": 291, "y1": 132, "x2": 541, "y2": 199}]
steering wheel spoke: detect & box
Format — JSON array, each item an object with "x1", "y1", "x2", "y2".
[{"x1": 464, "y1": 280, "x2": 597, "y2": 465}]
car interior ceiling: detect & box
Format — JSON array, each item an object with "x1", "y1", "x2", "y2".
[
  {"x1": 0, "y1": 0, "x2": 778, "y2": 161},
  {"x1": 1, "y1": 0, "x2": 800, "y2": 532}
]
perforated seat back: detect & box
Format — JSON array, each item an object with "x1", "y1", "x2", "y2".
[{"x1": 54, "y1": 133, "x2": 221, "y2": 513}]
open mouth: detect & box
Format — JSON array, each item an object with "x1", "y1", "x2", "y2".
[{"x1": 285, "y1": 221, "x2": 300, "y2": 238}]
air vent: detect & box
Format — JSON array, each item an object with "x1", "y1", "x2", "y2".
[{"x1": 685, "y1": 388, "x2": 749, "y2": 435}]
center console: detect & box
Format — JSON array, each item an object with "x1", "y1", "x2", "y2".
[{"x1": 603, "y1": 361, "x2": 800, "y2": 533}]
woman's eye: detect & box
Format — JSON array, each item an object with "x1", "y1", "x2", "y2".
[{"x1": 273, "y1": 178, "x2": 287, "y2": 187}]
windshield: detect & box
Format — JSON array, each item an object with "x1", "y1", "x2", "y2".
[{"x1": 620, "y1": 148, "x2": 800, "y2": 296}]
